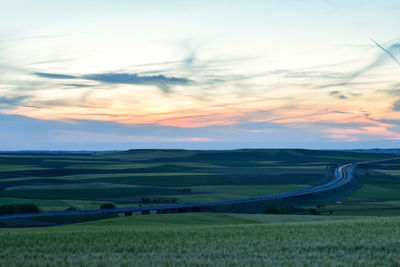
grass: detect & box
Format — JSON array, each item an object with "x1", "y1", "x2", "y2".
[
  {"x1": 376, "y1": 169, "x2": 400, "y2": 178},
  {"x1": 191, "y1": 184, "x2": 308, "y2": 196},
  {"x1": 76, "y1": 212, "x2": 258, "y2": 227},
  {"x1": 0, "y1": 186, "x2": 178, "y2": 200},
  {"x1": 165, "y1": 193, "x2": 246, "y2": 203},
  {"x1": 344, "y1": 171, "x2": 400, "y2": 202},
  {"x1": 64, "y1": 163, "x2": 163, "y2": 170},
  {"x1": 83, "y1": 173, "x2": 322, "y2": 187},
  {"x1": 73, "y1": 212, "x2": 364, "y2": 227},
  {"x1": 305, "y1": 202, "x2": 400, "y2": 217},
  {"x1": 345, "y1": 184, "x2": 400, "y2": 202},
  {"x1": 0, "y1": 213, "x2": 399, "y2": 266},
  {"x1": 168, "y1": 184, "x2": 309, "y2": 203},
  {"x1": 0, "y1": 165, "x2": 48, "y2": 171}
]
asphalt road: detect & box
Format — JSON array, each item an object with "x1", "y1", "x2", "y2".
[{"x1": 0, "y1": 157, "x2": 398, "y2": 220}]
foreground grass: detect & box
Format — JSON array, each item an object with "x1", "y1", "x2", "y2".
[{"x1": 0, "y1": 213, "x2": 399, "y2": 266}]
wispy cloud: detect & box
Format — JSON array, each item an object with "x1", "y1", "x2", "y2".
[
  {"x1": 34, "y1": 72, "x2": 76, "y2": 79},
  {"x1": 83, "y1": 73, "x2": 191, "y2": 93},
  {"x1": 392, "y1": 99, "x2": 400, "y2": 111},
  {"x1": 33, "y1": 72, "x2": 191, "y2": 93},
  {"x1": 62, "y1": 83, "x2": 95, "y2": 88},
  {"x1": 371, "y1": 39, "x2": 400, "y2": 67},
  {"x1": 0, "y1": 96, "x2": 28, "y2": 108},
  {"x1": 324, "y1": 0, "x2": 340, "y2": 12},
  {"x1": 348, "y1": 40, "x2": 400, "y2": 80},
  {"x1": 309, "y1": 40, "x2": 400, "y2": 89},
  {"x1": 329, "y1": 90, "x2": 347, "y2": 99}
]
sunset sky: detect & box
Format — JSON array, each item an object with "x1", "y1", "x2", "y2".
[{"x1": 1, "y1": 0, "x2": 400, "y2": 150}]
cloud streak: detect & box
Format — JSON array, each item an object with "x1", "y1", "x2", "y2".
[
  {"x1": 313, "y1": 40, "x2": 400, "y2": 89},
  {"x1": 83, "y1": 73, "x2": 190, "y2": 93},
  {"x1": 371, "y1": 39, "x2": 400, "y2": 67},
  {"x1": 0, "y1": 96, "x2": 28, "y2": 108},
  {"x1": 349, "y1": 40, "x2": 400, "y2": 80},
  {"x1": 34, "y1": 72, "x2": 76, "y2": 79},
  {"x1": 33, "y1": 72, "x2": 191, "y2": 93}
]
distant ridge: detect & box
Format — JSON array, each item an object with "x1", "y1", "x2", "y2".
[
  {"x1": 1, "y1": 148, "x2": 400, "y2": 155},
  {"x1": 344, "y1": 148, "x2": 400, "y2": 154},
  {"x1": 0, "y1": 150, "x2": 121, "y2": 154}
]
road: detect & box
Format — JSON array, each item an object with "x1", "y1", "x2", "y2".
[{"x1": 0, "y1": 157, "x2": 397, "y2": 220}]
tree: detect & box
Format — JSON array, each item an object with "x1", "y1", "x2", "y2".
[{"x1": 99, "y1": 203, "x2": 116, "y2": 210}]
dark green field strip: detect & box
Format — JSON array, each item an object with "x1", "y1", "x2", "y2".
[
  {"x1": 64, "y1": 164, "x2": 197, "y2": 172},
  {"x1": 190, "y1": 184, "x2": 309, "y2": 197},
  {"x1": 104, "y1": 149, "x2": 394, "y2": 164},
  {"x1": 0, "y1": 164, "x2": 200, "y2": 179},
  {"x1": 334, "y1": 208, "x2": 400, "y2": 216},
  {"x1": 345, "y1": 185, "x2": 400, "y2": 202},
  {"x1": 0, "y1": 178, "x2": 86, "y2": 188},
  {"x1": 0, "y1": 197, "x2": 110, "y2": 212},
  {"x1": 0, "y1": 164, "x2": 325, "y2": 183},
  {"x1": 0, "y1": 150, "x2": 392, "y2": 179},
  {"x1": 358, "y1": 173, "x2": 400, "y2": 185},
  {"x1": 0, "y1": 213, "x2": 118, "y2": 228},
  {"x1": 356, "y1": 158, "x2": 400, "y2": 170},
  {"x1": 0, "y1": 155, "x2": 118, "y2": 170},
  {"x1": 83, "y1": 173, "x2": 322, "y2": 187},
  {"x1": 0, "y1": 165, "x2": 50, "y2": 172},
  {"x1": 361, "y1": 164, "x2": 400, "y2": 170},
  {"x1": 192, "y1": 166, "x2": 326, "y2": 175},
  {"x1": 0, "y1": 153, "x2": 100, "y2": 162},
  {"x1": 344, "y1": 173, "x2": 400, "y2": 202},
  {"x1": 0, "y1": 187, "x2": 180, "y2": 200},
  {"x1": 321, "y1": 205, "x2": 400, "y2": 216}
]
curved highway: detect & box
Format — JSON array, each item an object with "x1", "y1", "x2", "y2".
[{"x1": 0, "y1": 157, "x2": 397, "y2": 220}]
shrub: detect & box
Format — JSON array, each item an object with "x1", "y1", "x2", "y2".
[
  {"x1": 264, "y1": 205, "x2": 287, "y2": 214},
  {"x1": 99, "y1": 203, "x2": 116, "y2": 210},
  {"x1": 264, "y1": 204, "x2": 304, "y2": 214},
  {"x1": 309, "y1": 208, "x2": 321, "y2": 215},
  {"x1": 0, "y1": 203, "x2": 40, "y2": 215},
  {"x1": 65, "y1": 206, "x2": 77, "y2": 211}
]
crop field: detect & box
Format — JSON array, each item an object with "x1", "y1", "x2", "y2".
[
  {"x1": 0, "y1": 149, "x2": 393, "y2": 212},
  {"x1": 0, "y1": 213, "x2": 399, "y2": 266},
  {"x1": 317, "y1": 158, "x2": 400, "y2": 216}
]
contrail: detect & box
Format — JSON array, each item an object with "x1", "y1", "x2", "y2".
[
  {"x1": 324, "y1": 0, "x2": 340, "y2": 12},
  {"x1": 371, "y1": 38, "x2": 400, "y2": 67}
]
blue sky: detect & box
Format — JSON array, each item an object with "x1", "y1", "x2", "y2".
[{"x1": 1, "y1": 0, "x2": 400, "y2": 150}]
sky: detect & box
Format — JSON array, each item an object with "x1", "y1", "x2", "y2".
[{"x1": 0, "y1": 0, "x2": 400, "y2": 150}]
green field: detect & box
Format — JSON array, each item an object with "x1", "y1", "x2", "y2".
[
  {"x1": 0, "y1": 213, "x2": 399, "y2": 266},
  {"x1": 314, "y1": 159, "x2": 400, "y2": 216},
  {"x1": 345, "y1": 171, "x2": 400, "y2": 202},
  {"x1": 0, "y1": 149, "x2": 394, "y2": 212},
  {"x1": 0, "y1": 198, "x2": 109, "y2": 212}
]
